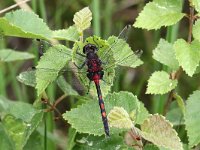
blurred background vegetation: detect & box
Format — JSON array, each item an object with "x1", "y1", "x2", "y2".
[{"x1": 0, "y1": 0, "x2": 199, "y2": 149}]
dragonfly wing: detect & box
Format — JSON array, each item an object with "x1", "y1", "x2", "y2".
[
  {"x1": 99, "y1": 25, "x2": 132, "y2": 62},
  {"x1": 107, "y1": 36, "x2": 143, "y2": 68},
  {"x1": 36, "y1": 44, "x2": 73, "y2": 95},
  {"x1": 118, "y1": 24, "x2": 132, "y2": 41},
  {"x1": 37, "y1": 39, "x2": 86, "y2": 62}
]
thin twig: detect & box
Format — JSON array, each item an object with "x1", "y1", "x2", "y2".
[
  {"x1": 163, "y1": 6, "x2": 194, "y2": 115},
  {"x1": 188, "y1": 7, "x2": 194, "y2": 43},
  {"x1": 54, "y1": 94, "x2": 67, "y2": 107},
  {"x1": 41, "y1": 98, "x2": 64, "y2": 120},
  {"x1": 163, "y1": 90, "x2": 174, "y2": 115},
  {"x1": 0, "y1": 0, "x2": 31, "y2": 14},
  {"x1": 14, "y1": 0, "x2": 32, "y2": 11}
]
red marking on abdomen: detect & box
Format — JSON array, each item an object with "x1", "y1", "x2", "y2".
[
  {"x1": 101, "y1": 103, "x2": 105, "y2": 109},
  {"x1": 102, "y1": 112, "x2": 106, "y2": 117}
]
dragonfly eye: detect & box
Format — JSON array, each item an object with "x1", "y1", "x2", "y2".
[{"x1": 83, "y1": 44, "x2": 98, "y2": 54}]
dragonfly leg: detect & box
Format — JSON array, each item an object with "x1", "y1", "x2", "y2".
[
  {"x1": 73, "y1": 61, "x2": 86, "y2": 69},
  {"x1": 76, "y1": 52, "x2": 86, "y2": 57},
  {"x1": 101, "y1": 78, "x2": 111, "y2": 85},
  {"x1": 86, "y1": 80, "x2": 92, "y2": 94},
  {"x1": 97, "y1": 59, "x2": 107, "y2": 66}
]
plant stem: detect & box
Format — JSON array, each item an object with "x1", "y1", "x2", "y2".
[
  {"x1": 44, "y1": 112, "x2": 47, "y2": 150},
  {"x1": 163, "y1": 6, "x2": 194, "y2": 115},
  {"x1": 188, "y1": 7, "x2": 194, "y2": 43},
  {"x1": 38, "y1": 0, "x2": 47, "y2": 22},
  {"x1": 103, "y1": 0, "x2": 112, "y2": 39},
  {"x1": 92, "y1": 0, "x2": 101, "y2": 36},
  {"x1": 31, "y1": 0, "x2": 37, "y2": 12},
  {"x1": 166, "y1": 23, "x2": 179, "y2": 43},
  {"x1": 54, "y1": 94, "x2": 67, "y2": 107},
  {"x1": 0, "y1": 67, "x2": 6, "y2": 96}
]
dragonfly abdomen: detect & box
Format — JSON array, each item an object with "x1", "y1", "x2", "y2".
[{"x1": 95, "y1": 82, "x2": 110, "y2": 137}]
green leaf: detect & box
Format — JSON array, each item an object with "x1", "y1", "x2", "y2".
[
  {"x1": 192, "y1": 0, "x2": 200, "y2": 12},
  {"x1": 24, "y1": 131, "x2": 43, "y2": 150},
  {"x1": 0, "y1": 96, "x2": 40, "y2": 120},
  {"x1": 152, "y1": 39, "x2": 179, "y2": 70},
  {"x1": 52, "y1": 26, "x2": 79, "y2": 42},
  {"x1": 174, "y1": 39, "x2": 200, "y2": 77},
  {"x1": 2, "y1": 112, "x2": 43, "y2": 150},
  {"x1": 173, "y1": 93, "x2": 186, "y2": 115},
  {"x1": 184, "y1": 90, "x2": 200, "y2": 147},
  {"x1": 195, "y1": 64, "x2": 200, "y2": 74},
  {"x1": 74, "y1": 134, "x2": 128, "y2": 150},
  {"x1": 0, "y1": 95, "x2": 44, "y2": 123},
  {"x1": 166, "y1": 108, "x2": 184, "y2": 126},
  {"x1": 0, "y1": 49, "x2": 34, "y2": 62},
  {"x1": 0, "y1": 123, "x2": 14, "y2": 150},
  {"x1": 36, "y1": 44, "x2": 72, "y2": 96},
  {"x1": 141, "y1": 114, "x2": 183, "y2": 150},
  {"x1": 107, "y1": 36, "x2": 143, "y2": 68},
  {"x1": 193, "y1": 20, "x2": 200, "y2": 42},
  {"x1": 144, "y1": 144, "x2": 159, "y2": 150},
  {"x1": 67, "y1": 128, "x2": 77, "y2": 150},
  {"x1": 63, "y1": 91, "x2": 149, "y2": 136},
  {"x1": 108, "y1": 107, "x2": 133, "y2": 129},
  {"x1": 146, "y1": 71, "x2": 178, "y2": 94},
  {"x1": 0, "y1": 97, "x2": 43, "y2": 150},
  {"x1": 2, "y1": 115, "x2": 26, "y2": 150},
  {"x1": 133, "y1": 0, "x2": 184, "y2": 30},
  {"x1": 135, "y1": 101, "x2": 150, "y2": 125},
  {"x1": 17, "y1": 70, "x2": 36, "y2": 87},
  {"x1": 0, "y1": 9, "x2": 52, "y2": 39},
  {"x1": 73, "y1": 7, "x2": 92, "y2": 34},
  {"x1": 56, "y1": 76, "x2": 79, "y2": 96}
]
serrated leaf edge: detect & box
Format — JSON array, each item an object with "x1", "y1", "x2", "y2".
[
  {"x1": 146, "y1": 71, "x2": 178, "y2": 95},
  {"x1": 141, "y1": 114, "x2": 183, "y2": 150}
]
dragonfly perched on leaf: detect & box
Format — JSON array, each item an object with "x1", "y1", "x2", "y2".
[{"x1": 18, "y1": 25, "x2": 143, "y2": 136}]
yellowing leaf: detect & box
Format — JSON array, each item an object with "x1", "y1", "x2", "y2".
[
  {"x1": 73, "y1": 7, "x2": 92, "y2": 34},
  {"x1": 141, "y1": 114, "x2": 183, "y2": 150},
  {"x1": 108, "y1": 107, "x2": 133, "y2": 129}
]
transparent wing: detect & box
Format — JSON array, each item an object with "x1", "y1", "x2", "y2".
[
  {"x1": 100, "y1": 25, "x2": 132, "y2": 63},
  {"x1": 104, "y1": 50, "x2": 143, "y2": 71},
  {"x1": 37, "y1": 39, "x2": 86, "y2": 62}
]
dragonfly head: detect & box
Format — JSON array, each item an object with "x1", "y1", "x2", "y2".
[{"x1": 83, "y1": 44, "x2": 98, "y2": 54}]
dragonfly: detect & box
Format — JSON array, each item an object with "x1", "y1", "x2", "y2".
[{"x1": 33, "y1": 25, "x2": 143, "y2": 137}]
